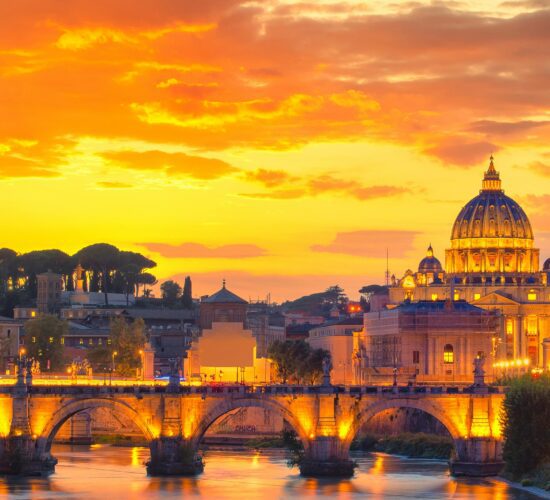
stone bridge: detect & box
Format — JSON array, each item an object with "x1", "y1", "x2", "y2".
[{"x1": 0, "y1": 375, "x2": 505, "y2": 477}]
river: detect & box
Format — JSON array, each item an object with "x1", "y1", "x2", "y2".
[{"x1": 0, "y1": 444, "x2": 542, "y2": 499}]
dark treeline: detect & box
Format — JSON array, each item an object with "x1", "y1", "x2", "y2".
[{"x1": 0, "y1": 243, "x2": 157, "y2": 314}]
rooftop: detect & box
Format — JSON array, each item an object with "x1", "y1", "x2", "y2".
[{"x1": 202, "y1": 281, "x2": 247, "y2": 304}]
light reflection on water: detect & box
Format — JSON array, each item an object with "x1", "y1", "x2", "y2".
[{"x1": 0, "y1": 444, "x2": 541, "y2": 499}]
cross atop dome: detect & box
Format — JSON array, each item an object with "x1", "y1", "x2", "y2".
[{"x1": 481, "y1": 155, "x2": 502, "y2": 192}]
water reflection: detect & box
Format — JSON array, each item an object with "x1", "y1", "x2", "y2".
[{"x1": 0, "y1": 445, "x2": 541, "y2": 499}]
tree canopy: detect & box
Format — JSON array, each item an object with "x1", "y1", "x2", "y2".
[
  {"x1": 0, "y1": 243, "x2": 157, "y2": 314},
  {"x1": 268, "y1": 340, "x2": 331, "y2": 385},
  {"x1": 109, "y1": 316, "x2": 147, "y2": 377},
  {"x1": 24, "y1": 315, "x2": 68, "y2": 372},
  {"x1": 281, "y1": 285, "x2": 348, "y2": 316}
]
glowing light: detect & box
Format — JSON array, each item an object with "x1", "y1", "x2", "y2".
[
  {"x1": 131, "y1": 447, "x2": 140, "y2": 467},
  {"x1": 338, "y1": 420, "x2": 352, "y2": 440}
]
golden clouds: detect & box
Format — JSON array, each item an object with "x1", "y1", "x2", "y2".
[
  {"x1": 311, "y1": 230, "x2": 420, "y2": 258},
  {"x1": 101, "y1": 150, "x2": 238, "y2": 180},
  {"x1": 54, "y1": 22, "x2": 217, "y2": 51},
  {"x1": 242, "y1": 169, "x2": 411, "y2": 200},
  {"x1": 0, "y1": 1, "x2": 549, "y2": 300},
  {"x1": 139, "y1": 242, "x2": 267, "y2": 259}
]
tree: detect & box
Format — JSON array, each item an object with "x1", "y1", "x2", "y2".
[
  {"x1": 116, "y1": 251, "x2": 157, "y2": 302},
  {"x1": 501, "y1": 374, "x2": 550, "y2": 478},
  {"x1": 268, "y1": 340, "x2": 331, "y2": 384},
  {"x1": 281, "y1": 285, "x2": 348, "y2": 316},
  {"x1": 181, "y1": 276, "x2": 193, "y2": 308},
  {"x1": 299, "y1": 347, "x2": 331, "y2": 385},
  {"x1": 75, "y1": 244, "x2": 120, "y2": 306},
  {"x1": 24, "y1": 315, "x2": 67, "y2": 372},
  {"x1": 17, "y1": 249, "x2": 72, "y2": 297},
  {"x1": 109, "y1": 316, "x2": 146, "y2": 376},
  {"x1": 137, "y1": 273, "x2": 157, "y2": 298},
  {"x1": 161, "y1": 280, "x2": 182, "y2": 307},
  {"x1": 0, "y1": 248, "x2": 17, "y2": 296}
]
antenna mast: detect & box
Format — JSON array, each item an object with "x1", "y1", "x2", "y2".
[{"x1": 385, "y1": 248, "x2": 390, "y2": 286}]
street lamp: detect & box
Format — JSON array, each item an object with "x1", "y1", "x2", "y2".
[{"x1": 112, "y1": 350, "x2": 118, "y2": 375}]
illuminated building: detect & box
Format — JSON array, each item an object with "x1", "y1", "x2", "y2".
[
  {"x1": 307, "y1": 317, "x2": 363, "y2": 384},
  {"x1": 389, "y1": 157, "x2": 550, "y2": 368},
  {"x1": 185, "y1": 282, "x2": 273, "y2": 384},
  {"x1": 354, "y1": 300, "x2": 499, "y2": 384}
]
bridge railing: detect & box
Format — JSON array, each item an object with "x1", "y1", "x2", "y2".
[{"x1": 0, "y1": 383, "x2": 507, "y2": 396}]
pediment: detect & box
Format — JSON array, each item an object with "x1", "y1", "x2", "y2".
[{"x1": 473, "y1": 291, "x2": 520, "y2": 306}]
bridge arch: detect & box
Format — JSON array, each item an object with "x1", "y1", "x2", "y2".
[
  {"x1": 190, "y1": 396, "x2": 310, "y2": 452},
  {"x1": 38, "y1": 398, "x2": 155, "y2": 452},
  {"x1": 341, "y1": 397, "x2": 463, "y2": 453}
]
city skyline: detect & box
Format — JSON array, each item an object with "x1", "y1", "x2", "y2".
[{"x1": 1, "y1": 1, "x2": 550, "y2": 301}]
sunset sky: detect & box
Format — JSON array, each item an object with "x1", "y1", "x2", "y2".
[{"x1": 1, "y1": 0, "x2": 549, "y2": 301}]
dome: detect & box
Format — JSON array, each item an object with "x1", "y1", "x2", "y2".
[
  {"x1": 418, "y1": 244, "x2": 443, "y2": 273},
  {"x1": 544, "y1": 258, "x2": 550, "y2": 271},
  {"x1": 450, "y1": 157, "x2": 533, "y2": 242}
]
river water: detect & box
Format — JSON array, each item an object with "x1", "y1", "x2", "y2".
[{"x1": 0, "y1": 444, "x2": 542, "y2": 499}]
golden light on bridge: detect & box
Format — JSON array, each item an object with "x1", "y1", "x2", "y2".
[{"x1": 338, "y1": 420, "x2": 352, "y2": 441}]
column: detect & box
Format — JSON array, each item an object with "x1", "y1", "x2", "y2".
[{"x1": 514, "y1": 315, "x2": 522, "y2": 359}]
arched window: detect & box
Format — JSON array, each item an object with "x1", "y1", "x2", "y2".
[{"x1": 443, "y1": 344, "x2": 454, "y2": 364}]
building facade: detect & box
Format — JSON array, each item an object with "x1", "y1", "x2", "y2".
[
  {"x1": 353, "y1": 301, "x2": 499, "y2": 384},
  {"x1": 307, "y1": 317, "x2": 363, "y2": 384},
  {"x1": 389, "y1": 157, "x2": 550, "y2": 370}
]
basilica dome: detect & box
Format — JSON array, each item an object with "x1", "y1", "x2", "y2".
[
  {"x1": 450, "y1": 157, "x2": 533, "y2": 242},
  {"x1": 418, "y1": 245, "x2": 443, "y2": 273},
  {"x1": 445, "y1": 157, "x2": 539, "y2": 275}
]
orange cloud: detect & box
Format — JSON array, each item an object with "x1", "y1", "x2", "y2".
[
  {"x1": 96, "y1": 181, "x2": 133, "y2": 188},
  {"x1": 242, "y1": 170, "x2": 411, "y2": 200},
  {"x1": 243, "y1": 168, "x2": 296, "y2": 187},
  {"x1": 101, "y1": 150, "x2": 238, "y2": 179},
  {"x1": 424, "y1": 139, "x2": 499, "y2": 166},
  {"x1": 311, "y1": 230, "x2": 420, "y2": 258},
  {"x1": 139, "y1": 242, "x2": 267, "y2": 259}
]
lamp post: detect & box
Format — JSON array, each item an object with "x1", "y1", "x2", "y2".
[{"x1": 112, "y1": 350, "x2": 118, "y2": 376}]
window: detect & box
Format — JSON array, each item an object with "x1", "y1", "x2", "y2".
[
  {"x1": 528, "y1": 292, "x2": 537, "y2": 301},
  {"x1": 61, "y1": 337, "x2": 64, "y2": 345},
  {"x1": 98, "y1": 338, "x2": 103, "y2": 346},
  {"x1": 31, "y1": 311, "x2": 36, "y2": 318},
  {"x1": 107, "y1": 339, "x2": 112, "y2": 345},
  {"x1": 413, "y1": 351, "x2": 420, "y2": 364},
  {"x1": 443, "y1": 344, "x2": 454, "y2": 364},
  {"x1": 88, "y1": 338, "x2": 93, "y2": 345},
  {"x1": 453, "y1": 292, "x2": 460, "y2": 301},
  {"x1": 32, "y1": 336, "x2": 36, "y2": 343},
  {"x1": 431, "y1": 293, "x2": 438, "y2": 301},
  {"x1": 474, "y1": 293, "x2": 481, "y2": 301},
  {"x1": 79, "y1": 338, "x2": 83, "y2": 345},
  {"x1": 506, "y1": 319, "x2": 513, "y2": 335},
  {"x1": 527, "y1": 317, "x2": 537, "y2": 336},
  {"x1": 6, "y1": 330, "x2": 10, "y2": 338},
  {"x1": 49, "y1": 336, "x2": 53, "y2": 343}
]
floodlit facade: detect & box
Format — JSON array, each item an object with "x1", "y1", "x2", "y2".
[{"x1": 389, "y1": 157, "x2": 550, "y2": 370}]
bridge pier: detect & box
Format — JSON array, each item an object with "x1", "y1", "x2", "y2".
[
  {"x1": 450, "y1": 437, "x2": 504, "y2": 476},
  {"x1": 299, "y1": 436, "x2": 355, "y2": 478},
  {"x1": 0, "y1": 435, "x2": 57, "y2": 476},
  {"x1": 146, "y1": 437, "x2": 203, "y2": 476}
]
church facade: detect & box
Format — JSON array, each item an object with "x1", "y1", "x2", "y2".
[{"x1": 389, "y1": 157, "x2": 550, "y2": 370}]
